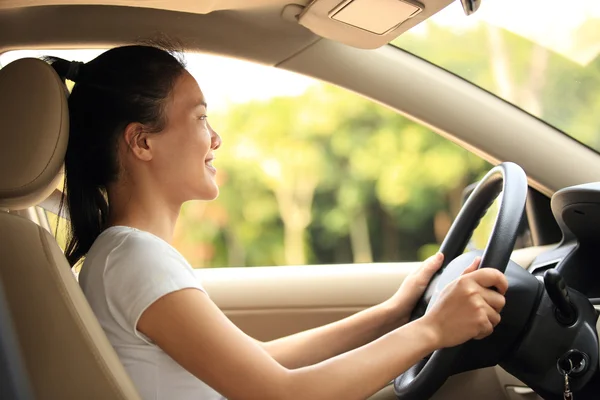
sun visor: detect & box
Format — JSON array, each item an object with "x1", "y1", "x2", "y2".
[{"x1": 292, "y1": 0, "x2": 455, "y2": 49}]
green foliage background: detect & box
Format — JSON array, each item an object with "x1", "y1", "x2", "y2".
[{"x1": 172, "y1": 19, "x2": 600, "y2": 268}]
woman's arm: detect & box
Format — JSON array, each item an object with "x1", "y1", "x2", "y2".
[
  {"x1": 138, "y1": 258, "x2": 507, "y2": 400},
  {"x1": 259, "y1": 301, "x2": 402, "y2": 369},
  {"x1": 260, "y1": 253, "x2": 444, "y2": 369}
]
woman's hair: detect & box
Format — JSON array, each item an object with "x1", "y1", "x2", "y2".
[{"x1": 45, "y1": 41, "x2": 186, "y2": 266}]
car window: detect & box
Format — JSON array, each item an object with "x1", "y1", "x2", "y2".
[
  {"x1": 3, "y1": 49, "x2": 527, "y2": 268},
  {"x1": 44, "y1": 209, "x2": 68, "y2": 250},
  {"x1": 469, "y1": 195, "x2": 532, "y2": 252},
  {"x1": 392, "y1": 0, "x2": 600, "y2": 153}
]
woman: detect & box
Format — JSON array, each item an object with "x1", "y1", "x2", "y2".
[{"x1": 48, "y1": 43, "x2": 508, "y2": 400}]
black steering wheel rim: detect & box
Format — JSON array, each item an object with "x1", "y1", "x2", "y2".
[{"x1": 394, "y1": 162, "x2": 528, "y2": 400}]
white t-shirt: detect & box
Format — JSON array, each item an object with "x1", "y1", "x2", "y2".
[{"x1": 79, "y1": 225, "x2": 225, "y2": 400}]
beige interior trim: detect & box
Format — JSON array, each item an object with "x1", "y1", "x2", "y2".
[
  {"x1": 0, "y1": 213, "x2": 141, "y2": 399},
  {"x1": 0, "y1": 5, "x2": 319, "y2": 67},
  {"x1": 198, "y1": 245, "x2": 551, "y2": 341},
  {"x1": 11, "y1": 207, "x2": 52, "y2": 233},
  {"x1": 511, "y1": 245, "x2": 556, "y2": 269},
  {"x1": 199, "y1": 245, "x2": 552, "y2": 310},
  {"x1": 0, "y1": 58, "x2": 69, "y2": 210},
  {"x1": 297, "y1": 0, "x2": 454, "y2": 49},
  {"x1": 0, "y1": 0, "x2": 457, "y2": 50},
  {"x1": 0, "y1": 0, "x2": 299, "y2": 13},
  {"x1": 199, "y1": 263, "x2": 414, "y2": 310},
  {"x1": 367, "y1": 366, "x2": 537, "y2": 400}
]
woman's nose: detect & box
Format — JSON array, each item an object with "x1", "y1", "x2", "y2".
[{"x1": 209, "y1": 124, "x2": 222, "y2": 150}]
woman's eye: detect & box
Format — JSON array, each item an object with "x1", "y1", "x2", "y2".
[{"x1": 197, "y1": 115, "x2": 208, "y2": 121}]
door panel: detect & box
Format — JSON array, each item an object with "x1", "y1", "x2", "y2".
[
  {"x1": 224, "y1": 309, "x2": 365, "y2": 342},
  {"x1": 197, "y1": 246, "x2": 552, "y2": 341},
  {"x1": 199, "y1": 263, "x2": 413, "y2": 340},
  {"x1": 196, "y1": 246, "x2": 551, "y2": 399},
  {"x1": 370, "y1": 368, "x2": 507, "y2": 400},
  {"x1": 368, "y1": 367, "x2": 542, "y2": 400}
]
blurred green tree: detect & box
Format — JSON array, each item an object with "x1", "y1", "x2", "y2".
[
  {"x1": 172, "y1": 20, "x2": 600, "y2": 267},
  {"x1": 176, "y1": 83, "x2": 489, "y2": 267}
]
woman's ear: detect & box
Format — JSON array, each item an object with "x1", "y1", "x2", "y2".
[{"x1": 123, "y1": 122, "x2": 153, "y2": 161}]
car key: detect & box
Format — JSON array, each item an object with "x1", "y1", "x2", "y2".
[
  {"x1": 558, "y1": 357, "x2": 574, "y2": 400},
  {"x1": 563, "y1": 372, "x2": 573, "y2": 400}
]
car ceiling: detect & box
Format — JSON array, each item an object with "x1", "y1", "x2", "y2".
[
  {"x1": 0, "y1": 0, "x2": 299, "y2": 14},
  {"x1": 0, "y1": 0, "x2": 456, "y2": 58},
  {"x1": 0, "y1": 4, "x2": 316, "y2": 65}
]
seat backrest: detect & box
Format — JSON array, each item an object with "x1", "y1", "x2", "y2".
[
  {"x1": 0, "y1": 272, "x2": 34, "y2": 400},
  {"x1": 0, "y1": 58, "x2": 141, "y2": 400}
]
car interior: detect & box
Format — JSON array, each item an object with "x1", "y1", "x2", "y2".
[{"x1": 1, "y1": 0, "x2": 600, "y2": 399}]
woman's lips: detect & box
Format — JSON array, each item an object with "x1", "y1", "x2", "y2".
[{"x1": 205, "y1": 158, "x2": 216, "y2": 174}]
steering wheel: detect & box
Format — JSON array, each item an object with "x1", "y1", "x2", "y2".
[{"x1": 393, "y1": 162, "x2": 528, "y2": 399}]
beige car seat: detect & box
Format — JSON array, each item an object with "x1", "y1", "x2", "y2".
[{"x1": 0, "y1": 58, "x2": 141, "y2": 399}]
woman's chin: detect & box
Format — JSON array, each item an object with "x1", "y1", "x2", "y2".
[
  {"x1": 197, "y1": 184, "x2": 219, "y2": 201},
  {"x1": 205, "y1": 190, "x2": 219, "y2": 201}
]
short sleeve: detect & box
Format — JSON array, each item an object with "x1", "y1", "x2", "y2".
[{"x1": 103, "y1": 232, "x2": 205, "y2": 344}]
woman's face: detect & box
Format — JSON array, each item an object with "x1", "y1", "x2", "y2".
[{"x1": 149, "y1": 70, "x2": 222, "y2": 203}]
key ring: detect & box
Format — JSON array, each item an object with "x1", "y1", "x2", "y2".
[{"x1": 562, "y1": 359, "x2": 574, "y2": 400}]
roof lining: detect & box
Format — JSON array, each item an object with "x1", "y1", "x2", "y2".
[
  {"x1": 0, "y1": 4, "x2": 318, "y2": 66},
  {"x1": 0, "y1": 0, "x2": 298, "y2": 14}
]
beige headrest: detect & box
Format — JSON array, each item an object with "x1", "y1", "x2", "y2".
[{"x1": 0, "y1": 58, "x2": 68, "y2": 210}]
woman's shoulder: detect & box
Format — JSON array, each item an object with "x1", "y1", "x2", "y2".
[
  {"x1": 85, "y1": 226, "x2": 192, "y2": 275},
  {"x1": 81, "y1": 225, "x2": 201, "y2": 295},
  {"x1": 94, "y1": 226, "x2": 176, "y2": 255}
]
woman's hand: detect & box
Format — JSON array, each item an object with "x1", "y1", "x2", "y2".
[
  {"x1": 383, "y1": 252, "x2": 445, "y2": 326},
  {"x1": 423, "y1": 257, "x2": 508, "y2": 348}
]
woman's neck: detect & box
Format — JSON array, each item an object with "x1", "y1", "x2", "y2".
[{"x1": 106, "y1": 181, "x2": 181, "y2": 244}]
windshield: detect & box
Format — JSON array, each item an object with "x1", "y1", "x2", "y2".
[{"x1": 392, "y1": 0, "x2": 600, "y2": 152}]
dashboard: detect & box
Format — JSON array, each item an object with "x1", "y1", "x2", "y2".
[
  {"x1": 515, "y1": 183, "x2": 600, "y2": 399},
  {"x1": 529, "y1": 183, "x2": 600, "y2": 298}
]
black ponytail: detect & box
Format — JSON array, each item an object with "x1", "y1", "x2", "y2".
[{"x1": 45, "y1": 41, "x2": 186, "y2": 266}]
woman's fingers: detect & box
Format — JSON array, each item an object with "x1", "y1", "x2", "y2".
[
  {"x1": 470, "y1": 267, "x2": 509, "y2": 295},
  {"x1": 421, "y1": 252, "x2": 444, "y2": 276},
  {"x1": 480, "y1": 287, "x2": 506, "y2": 313},
  {"x1": 461, "y1": 257, "x2": 481, "y2": 275},
  {"x1": 474, "y1": 302, "x2": 501, "y2": 340}
]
